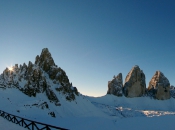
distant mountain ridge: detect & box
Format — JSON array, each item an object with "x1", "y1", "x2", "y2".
[
  {"x1": 107, "y1": 65, "x2": 175, "y2": 100},
  {"x1": 1, "y1": 48, "x2": 174, "y2": 103}
]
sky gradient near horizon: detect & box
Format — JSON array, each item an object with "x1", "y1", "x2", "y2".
[{"x1": 0, "y1": 0, "x2": 175, "y2": 96}]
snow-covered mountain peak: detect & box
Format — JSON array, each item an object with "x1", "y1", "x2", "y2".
[
  {"x1": 0, "y1": 48, "x2": 78, "y2": 106},
  {"x1": 0, "y1": 48, "x2": 111, "y2": 124}
]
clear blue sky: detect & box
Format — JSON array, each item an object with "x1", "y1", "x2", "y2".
[{"x1": 0, "y1": 0, "x2": 175, "y2": 96}]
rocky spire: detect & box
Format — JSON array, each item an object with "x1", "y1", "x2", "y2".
[
  {"x1": 35, "y1": 48, "x2": 55, "y2": 72},
  {"x1": 147, "y1": 71, "x2": 170, "y2": 100},
  {"x1": 170, "y1": 85, "x2": 175, "y2": 98},
  {"x1": 107, "y1": 73, "x2": 123, "y2": 96},
  {"x1": 28, "y1": 61, "x2": 33, "y2": 74},
  {"x1": 35, "y1": 55, "x2": 40, "y2": 64},
  {"x1": 123, "y1": 65, "x2": 146, "y2": 97}
]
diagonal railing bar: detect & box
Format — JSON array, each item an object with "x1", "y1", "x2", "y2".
[
  {"x1": 4, "y1": 113, "x2": 9, "y2": 119},
  {"x1": 10, "y1": 116, "x2": 14, "y2": 123},
  {"x1": 0, "y1": 110, "x2": 68, "y2": 130},
  {"x1": 0, "y1": 112, "x2": 4, "y2": 117},
  {"x1": 15, "y1": 118, "x2": 23, "y2": 125},
  {"x1": 19, "y1": 119, "x2": 31, "y2": 130},
  {"x1": 13, "y1": 116, "x2": 16, "y2": 123},
  {"x1": 9, "y1": 115, "x2": 14, "y2": 122},
  {"x1": 32, "y1": 122, "x2": 40, "y2": 130},
  {"x1": 7, "y1": 114, "x2": 13, "y2": 121},
  {"x1": 18, "y1": 118, "x2": 32, "y2": 127},
  {"x1": 24, "y1": 122, "x2": 33, "y2": 129}
]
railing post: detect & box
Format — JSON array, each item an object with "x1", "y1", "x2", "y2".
[
  {"x1": 22, "y1": 118, "x2": 24, "y2": 127},
  {"x1": 32, "y1": 121, "x2": 34, "y2": 130},
  {"x1": 46, "y1": 125, "x2": 50, "y2": 130}
]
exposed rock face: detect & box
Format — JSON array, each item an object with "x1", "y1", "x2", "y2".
[
  {"x1": 0, "y1": 48, "x2": 79, "y2": 106},
  {"x1": 107, "y1": 73, "x2": 123, "y2": 96},
  {"x1": 170, "y1": 85, "x2": 175, "y2": 98},
  {"x1": 123, "y1": 65, "x2": 146, "y2": 97},
  {"x1": 46, "y1": 88, "x2": 60, "y2": 106},
  {"x1": 36, "y1": 48, "x2": 55, "y2": 72},
  {"x1": 147, "y1": 71, "x2": 170, "y2": 100}
]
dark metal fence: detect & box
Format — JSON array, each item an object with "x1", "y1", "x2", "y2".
[{"x1": 0, "y1": 110, "x2": 68, "y2": 130}]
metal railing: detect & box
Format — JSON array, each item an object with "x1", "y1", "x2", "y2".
[{"x1": 0, "y1": 110, "x2": 68, "y2": 130}]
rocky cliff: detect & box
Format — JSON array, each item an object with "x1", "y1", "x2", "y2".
[
  {"x1": 107, "y1": 73, "x2": 123, "y2": 96},
  {"x1": 170, "y1": 85, "x2": 175, "y2": 98},
  {"x1": 123, "y1": 65, "x2": 146, "y2": 97},
  {"x1": 147, "y1": 71, "x2": 170, "y2": 100}
]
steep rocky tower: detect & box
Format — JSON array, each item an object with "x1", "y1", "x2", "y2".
[
  {"x1": 107, "y1": 73, "x2": 123, "y2": 96},
  {"x1": 170, "y1": 85, "x2": 175, "y2": 98},
  {"x1": 147, "y1": 71, "x2": 170, "y2": 100},
  {"x1": 123, "y1": 65, "x2": 146, "y2": 97},
  {"x1": 0, "y1": 48, "x2": 79, "y2": 106}
]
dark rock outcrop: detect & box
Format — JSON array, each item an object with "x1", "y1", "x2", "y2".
[
  {"x1": 123, "y1": 65, "x2": 146, "y2": 97},
  {"x1": 107, "y1": 73, "x2": 123, "y2": 96},
  {"x1": 147, "y1": 71, "x2": 170, "y2": 100},
  {"x1": 170, "y1": 85, "x2": 175, "y2": 98},
  {"x1": 46, "y1": 88, "x2": 60, "y2": 105}
]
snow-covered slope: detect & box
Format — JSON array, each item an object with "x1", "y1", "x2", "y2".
[
  {"x1": 0, "y1": 87, "x2": 109, "y2": 128},
  {"x1": 1, "y1": 85, "x2": 175, "y2": 130},
  {"x1": 87, "y1": 95, "x2": 175, "y2": 118}
]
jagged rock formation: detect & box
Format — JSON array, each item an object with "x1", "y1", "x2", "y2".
[
  {"x1": 170, "y1": 85, "x2": 175, "y2": 98},
  {"x1": 107, "y1": 73, "x2": 123, "y2": 96},
  {"x1": 0, "y1": 48, "x2": 79, "y2": 106},
  {"x1": 147, "y1": 71, "x2": 170, "y2": 100},
  {"x1": 123, "y1": 65, "x2": 146, "y2": 97}
]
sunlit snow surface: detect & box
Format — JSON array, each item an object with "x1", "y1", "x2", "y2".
[
  {"x1": 0, "y1": 87, "x2": 175, "y2": 130},
  {"x1": 88, "y1": 95, "x2": 175, "y2": 118}
]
